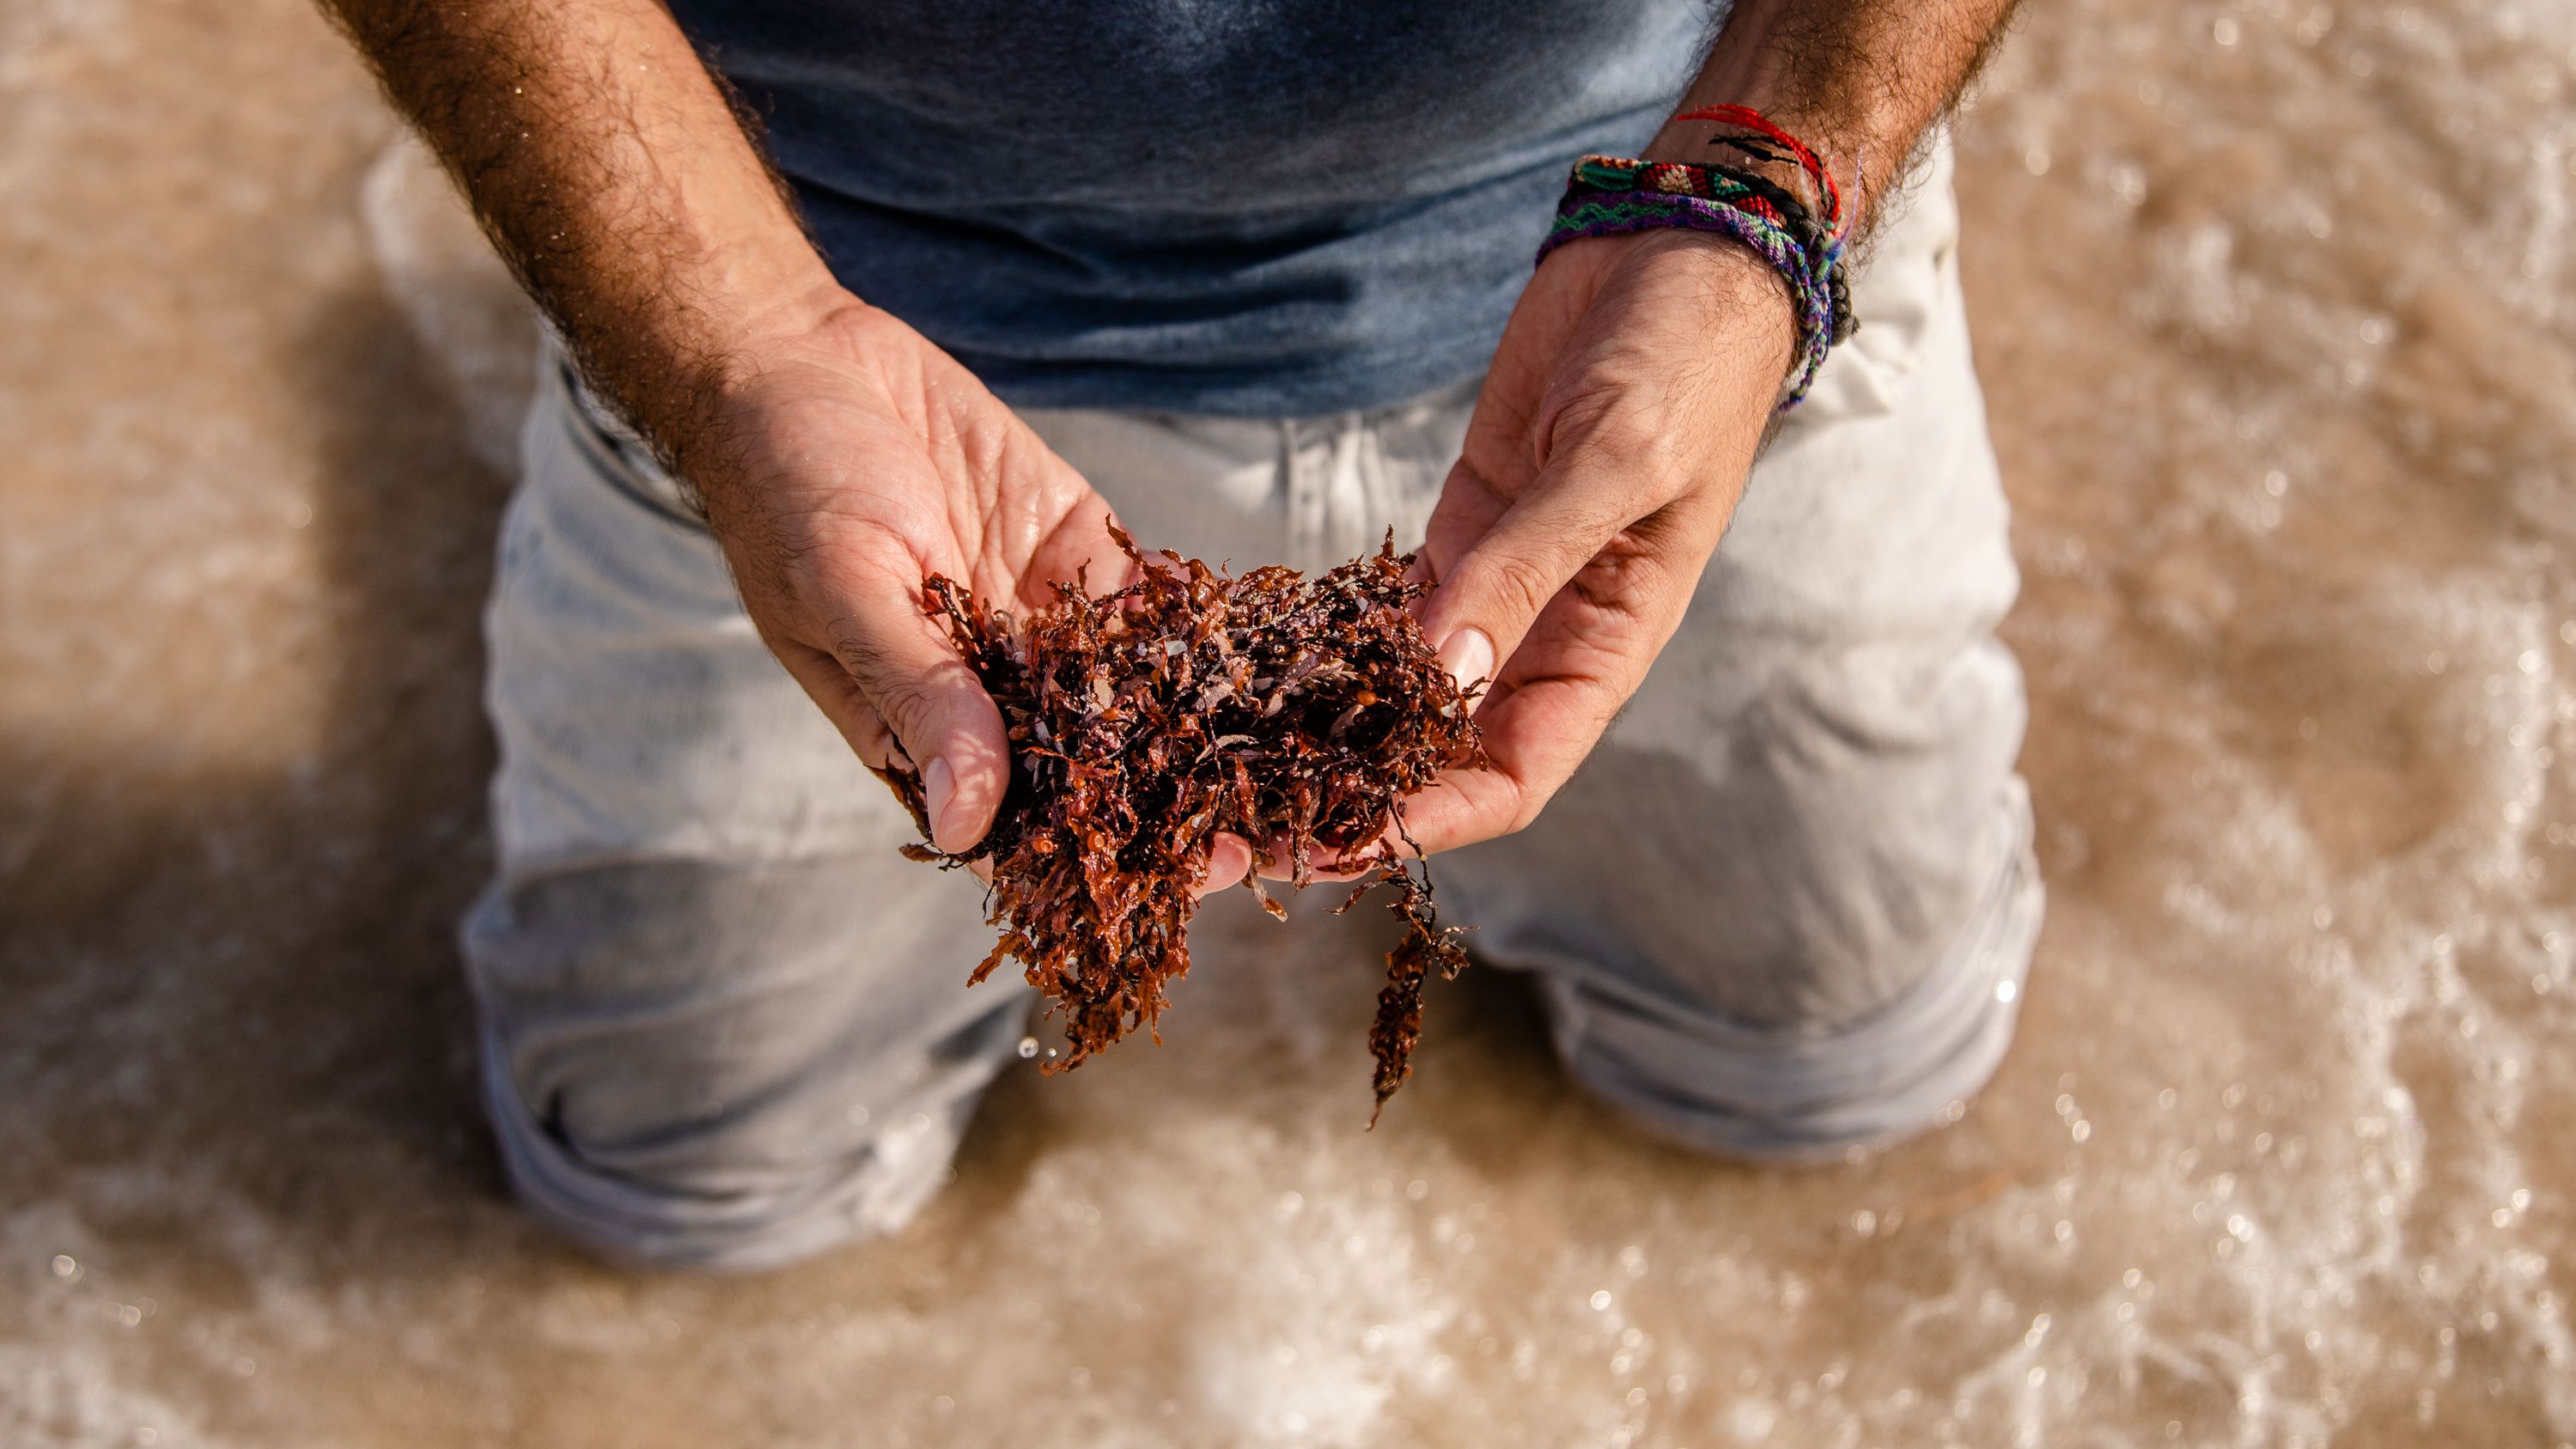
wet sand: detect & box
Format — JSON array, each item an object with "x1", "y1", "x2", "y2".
[{"x1": 6, "y1": 0, "x2": 2575, "y2": 1445}]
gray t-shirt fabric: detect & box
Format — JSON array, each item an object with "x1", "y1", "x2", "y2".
[{"x1": 667, "y1": 1, "x2": 1714, "y2": 415}]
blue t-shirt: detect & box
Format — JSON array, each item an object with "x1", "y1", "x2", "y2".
[{"x1": 669, "y1": 2, "x2": 1711, "y2": 416}]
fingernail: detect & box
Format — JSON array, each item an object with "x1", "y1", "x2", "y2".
[
  {"x1": 923, "y1": 756, "x2": 959, "y2": 851},
  {"x1": 1438, "y1": 627, "x2": 1494, "y2": 694}
]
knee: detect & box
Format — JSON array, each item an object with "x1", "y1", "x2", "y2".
[
  {"x1": 475, "y1": 1032, "x2": 977, "y2": 1272},
  {"x1": 1534, "y1": 815, "x2": 2043, "y2": 1160},
  {"x1": 460, "y1": 858, "x2": 1024, "y2": 1270}
]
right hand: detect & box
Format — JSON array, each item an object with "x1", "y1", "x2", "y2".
[{"x1": 691, "y1": 298, "x2": 1254, "y2": 891}]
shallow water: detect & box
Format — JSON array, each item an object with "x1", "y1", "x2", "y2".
[{"x1": 5, "y1": 0, "x2": 2575, "y2": 1445}]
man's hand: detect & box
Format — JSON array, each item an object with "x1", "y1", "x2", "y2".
[
  {"x1": 695, "y1": 303, "x2": 1260, "y2": 887},
  {"x1": 317, "y1": 0, "x2": 1258, "y2": 883},
  {"x1": 1380, "y1": 0, "x2": 2023, "y2": 859},
  {"x1": 1393, "y1": 230, "x2": 1794, "y2": 855},
  {"x1": 692, "y1": 301, "x2": 1124, "y2": 855}
]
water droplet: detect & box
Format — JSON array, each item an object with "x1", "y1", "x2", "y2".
[{"x1": 1017, "y1": 1036, "x2": 1040, "y2": 1059}]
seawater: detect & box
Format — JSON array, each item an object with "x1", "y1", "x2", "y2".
[{"x1": 3, "y1": 0, "x2": 2573, "y2": 1445}]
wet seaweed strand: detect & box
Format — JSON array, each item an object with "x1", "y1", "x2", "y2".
[{"x1": 874, "y1": 525, "x2": 1486, "y2": 1120}]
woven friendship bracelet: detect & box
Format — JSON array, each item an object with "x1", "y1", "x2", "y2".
[
  {"x1": 1537, "y1": 108, "x2": 1854, "y2": 411},
  {"x1": 1538, "y1": 187, "x2": 1840, "y2": 405},
  {"x1": 1560, "y1": 152, "x2": 1855, "y2": 345}
]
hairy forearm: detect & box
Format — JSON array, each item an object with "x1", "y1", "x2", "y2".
[
  {"x1": 318, "y1": 0, "x2": 843, "y2": 464},
  {"x1": 1656, "y1": 0, "x2": 2023, "y2": 240}
]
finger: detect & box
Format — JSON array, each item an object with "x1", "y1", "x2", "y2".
[
  {"x1": 1196, "y1": 832, "x2": 1255, "y2": 899},
  {"x1": 1370, "y1": 766, "x2": 1528, "y2": 859},
  {"x1": 1415, "y1": 432, "x2": 1667, "y2": 695},
  {"x1": 769, "y1": 639, "x2": 980, "y2": 852},
  {"x1": 1251, "y1": 827, "x2": 1384, "y2": 885},
  {"x1": 812, "y1": 563, "x2": 1013, "y2": 855}
]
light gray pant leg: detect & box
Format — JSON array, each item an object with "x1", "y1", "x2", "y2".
[
  {"x1": 462, "y1": 356, "x2": 1029, "y2": 1271},
  {"x1": 1440, "y1": 139, "x2": 2043, "y2": 1157}
]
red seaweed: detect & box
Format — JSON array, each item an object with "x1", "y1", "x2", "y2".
[{"x1": 874, "y1": 525, "x2": 1486, "y2": 1120}]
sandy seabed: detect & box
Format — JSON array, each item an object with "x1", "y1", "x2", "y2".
[{"x1": 6, "y1": 1, "x2": 2576, "y2": 1446}]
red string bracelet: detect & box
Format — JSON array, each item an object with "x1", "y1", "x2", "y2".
[{"x1": 1674, "y1": 103, "x2": 1845, "y2": 236}]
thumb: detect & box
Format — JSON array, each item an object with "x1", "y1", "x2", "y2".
[
  {"x1": 1416, "y1": 435, "x2": 1653, "y2": 693},
  {"x1": 785, "y1": 568, "x2": 1012, "y2": 855}
]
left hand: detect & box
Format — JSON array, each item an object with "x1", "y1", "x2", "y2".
[{"x1": 1394, "y1": 226, "x2": 1801, "y2": 855}]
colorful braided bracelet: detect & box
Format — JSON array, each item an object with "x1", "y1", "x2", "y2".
[{"x1": 1536, "y1": 107, "x2": 1856, "y2": 410}]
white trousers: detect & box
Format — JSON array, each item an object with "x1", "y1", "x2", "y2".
[{"x1": 462, "y1": 141, "x2": 2043, "y2": 1270}]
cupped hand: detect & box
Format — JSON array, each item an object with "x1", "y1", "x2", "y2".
[
  {"x1": 1395, "y1": 227, "x2": 1801, "y2": 856},
  {"x1": 691, "y1": 300, "x2": 1255, "y2": 891}
]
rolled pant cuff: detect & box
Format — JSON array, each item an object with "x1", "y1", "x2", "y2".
[
  {"x1": 1541, "y1": 797, "x2": 2044, "y2": 1161},
  {"x1": 476, "y1": 1031, "x2": 970, "y2": 1273}
]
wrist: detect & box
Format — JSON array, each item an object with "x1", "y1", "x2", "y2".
[
  {"x1": 715, "y1": 268, "x2": 866, "y2": 381},
  {"x1": 1630, "y1": 228, "x2": 1801, "y2": 385},
  {"x1": 1539, "y1": 104, "x2": 1856, "y2": 409},
  {"x1": 643, "y1": 275, "x2": 874, "y2": 480}
]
